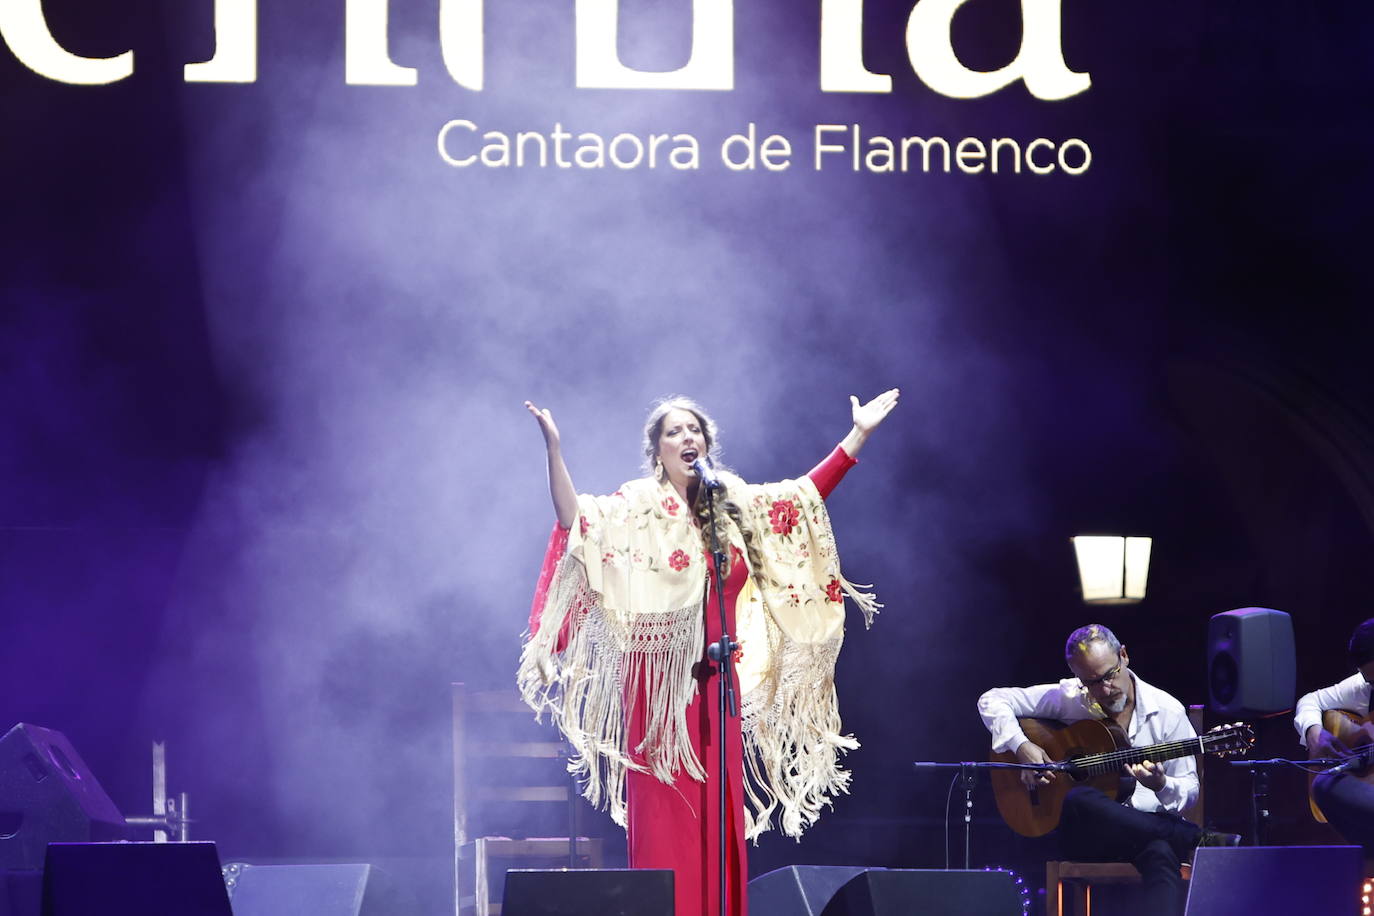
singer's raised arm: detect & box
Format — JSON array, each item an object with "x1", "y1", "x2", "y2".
[{"x1": 525, "y1": 400, "x2": 577, "y2": 529}]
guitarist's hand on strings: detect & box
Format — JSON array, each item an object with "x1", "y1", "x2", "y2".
[
  {"x1": 1306, "y1": 726, "x2": 1350, "y2": 761},
  {"x1": 1125, "y1": 759, "x2": 1166, "y2": 792},
  {"x1": 1015, "y1": 741, "x2": 1057, "y2": 788}
]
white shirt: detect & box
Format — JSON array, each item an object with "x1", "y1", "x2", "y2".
[
  {"x1": 1294, "y1": 672, "x2": 1371, "y2": 746},
  {"x1": 977, "y1": 671, "x2": 1199, "y2": 815}
]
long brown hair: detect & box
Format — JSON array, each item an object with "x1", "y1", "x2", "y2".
[{"x1": 641, "y1": 397, "x2": 764, "y2": 581}]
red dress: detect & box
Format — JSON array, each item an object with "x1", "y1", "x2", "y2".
[{"x1": 533, "y1": 447, "x2": 856, "y2": 916}]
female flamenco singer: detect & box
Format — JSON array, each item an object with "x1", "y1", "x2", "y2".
[{"x1": 518, "y1": 390, "x2": 899, "y2": 916}]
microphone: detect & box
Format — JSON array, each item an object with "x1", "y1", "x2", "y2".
[
  {"x1": 1326, "y1": 751, "x2": 1370, "y2": 776},
  {"x1": 691, "y1": 457, "x2": 722, "y2": 490}
]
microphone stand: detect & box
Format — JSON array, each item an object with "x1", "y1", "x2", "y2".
[
  {"x1": 912, "y1": 760, "x2": 1076, "y2": 869},
  {"x1": 701, "y1": 476, "x2": 736, "y2": 916},
  {"x1": 1228, "y1": 755, "x2": 1362, "y2": 846}
]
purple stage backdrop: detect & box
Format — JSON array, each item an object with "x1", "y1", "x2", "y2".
[{"x1": 2, "y1": 0, "x2": 1372, "y2": 907}]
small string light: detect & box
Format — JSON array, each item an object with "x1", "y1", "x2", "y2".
[{"x1": 981, "y1": 865, "x2": 1032, "y2": 915}]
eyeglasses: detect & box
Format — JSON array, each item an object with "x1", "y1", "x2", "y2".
[{"x1": 1080, "y1": 657, "x2": 1124, "y2": 688}]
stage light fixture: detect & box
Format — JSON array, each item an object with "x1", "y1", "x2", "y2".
[{"x1": 1071, "y1": 536, "x2": 1151, "y2": 604}]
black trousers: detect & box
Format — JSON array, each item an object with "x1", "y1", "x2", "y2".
[
  {"x1": 1057, "y1": 786, "x2": 1202, "y2": 916},
  {"x1": 1313, "y1": 772, "x2": 1374, "y2": 860}
]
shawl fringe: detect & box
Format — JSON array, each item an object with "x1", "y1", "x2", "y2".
[
  {"x1": 840, "y1": 577, "x2": 882, "y2": 630},
  {"x1": 518, "y1": 553, "x2": 704, "y2": 827},
  {"x1": 519, "y1": 473, "x2": 878, "y2": 840},
  {"x1": 740, "y1": 634, "x2": 856, "y2": 839}
]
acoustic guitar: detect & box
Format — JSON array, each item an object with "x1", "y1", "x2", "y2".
[
  {"x1": 990, "y1": 717, "x2": 1254, "y2": 837},
  {"x1": 1308, "y1": 708, "x2": 1374, "y2": 823}
]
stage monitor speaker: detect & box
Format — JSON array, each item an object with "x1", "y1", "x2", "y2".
[
  {"x1": 1207, "y1": 607, "x2": 1295, "y2": 717},
  {"x1": 749, "y1": 866, "x2": 868, "y2": 916},
  {"x1": 223, "y1": 862, "x2": 391, "y2": 916},
  {"x1": 0, "y1": 724, "x2": 127, "y2": 871},
  {"x1": 749, "y1": 866, "x2": 1026, "y2": 916},
  {"x1": 41, "y1": 841, "x2": 231, "y2": 916},
  {"x1": 502, "y1": 868, "x2": 673, "y2": 916},
  {"x1": 1185, "y1": 845, "x2": 1363, "y2": 915}
]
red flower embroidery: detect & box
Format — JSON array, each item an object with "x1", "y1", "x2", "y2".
[
  {"x1": 668, "y1": 549, "x2": 691, "y2": 571},
  {"x1": 579, "y1": 517, "x2": 590, "y2": 536},
  {"x1": 662, "y1": 496, "x2": 680, "y2": 516},
  {"x1": 826, "y1": 578, "x2": 843, "y2": 603},
  {"x1": 769, "y1": 499, "x2": 799, "y2": 535}
]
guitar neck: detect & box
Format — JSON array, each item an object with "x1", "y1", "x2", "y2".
[{"x1": 1068, "y1": 735, "x2": 1205, "y2": 777}]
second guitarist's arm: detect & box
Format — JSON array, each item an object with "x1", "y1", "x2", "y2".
[{"x1": 1295, "y1": 672, "x2": 1368, "y2": 757}]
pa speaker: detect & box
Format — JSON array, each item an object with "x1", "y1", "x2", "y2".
[
  {"x1": 749, "y1": 867, "x2": 1026, "y2": 916},
  {"x1": 223, "y1": 863, "x2": 392, "y2": 916},
  {"x1": 0, "y1": 724, "x2": 127, "y2": 871},
  {"x1": 1185, "y1": 845, "x2": 1363, "y2": 915},
  {"x1": 749, "y1": 866, "x2": 868, "y2": 916},
  {"x1": 1207, "y1": 607, "x2": 1295, "y2": 716},
  {"x1": 41, "y1": 842, "x2": 231, "y2": 916},
  {"x1": 502, "y1": 869, "x2": 673, "y2": 916}
]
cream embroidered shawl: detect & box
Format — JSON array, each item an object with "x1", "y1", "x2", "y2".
[{"x1": 517, "y1": 470, "x2": 878, "y2": 840}]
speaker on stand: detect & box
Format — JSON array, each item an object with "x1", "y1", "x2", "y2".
[
  {"x1": 1206, "y1": 608, "x2": 1297, "y2": 844},
  {"x1": 1207, "y1": 607, "x2": 1295, "y2": 718}
]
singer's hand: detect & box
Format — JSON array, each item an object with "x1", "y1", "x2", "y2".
[
  {"x1": 839, "y1": 388, "x2": 900, "y2": 458},
  {"x1": 524, "y1": 401, "x2": 562, "y2": 452},
  {"x1": 1015, "y1": 741, "x2": 1057, "y2": 788},
  {"x1": 851, "y1": 388, "x2": 900, "y2": 434}
]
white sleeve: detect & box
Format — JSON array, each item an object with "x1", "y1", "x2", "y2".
[
  {"x1": 1152, "y1": 702, "x2": 1199, "y2": 814},
  {"x1": 1295, "y1": 673, "x2": 1367, "y2": 746},
  {"x1": 977, "y1": 682, "x2": 1083, "y2": 754}
]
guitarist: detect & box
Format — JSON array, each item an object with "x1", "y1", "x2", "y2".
[
  {"x1": 978, "y1": 624, "x2": 1234, "y2": 916},
  {"x1": 1295, "y1": 616, "x2": 1374, "y2": 858}
]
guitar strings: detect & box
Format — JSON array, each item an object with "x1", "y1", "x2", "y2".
[
  {"x1": 1068, "y1": 733, "x2": 1244, "y2": 775},
  {"x1": 1070, "y1": 738, "x2": 1202, "y2": 774}
]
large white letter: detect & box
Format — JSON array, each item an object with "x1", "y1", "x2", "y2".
[
  {"x1": 906, "y1": 0, "x2": 1089, "y2": 100},
  {"x1": 346, "y1": 0, "x2": 417, "y2": 85},
  {"x1": 439, "y1": 0, "x2": 482, "y2": 90},
  {"x1": 0, "y1": 0, "x2": 131, "y2": 84},
  {"x1": 437, "y1": 118, "x2": 478, "y2": 166},
  {"x1": 575, "y1": 0, "x2": 732, "y2": 90},
  {"x1": 819, "y1": 0, "x2": 890, "y2": 93},
  {"x1": 185, "y1": 0, "x2": 256, "y2": 83}
]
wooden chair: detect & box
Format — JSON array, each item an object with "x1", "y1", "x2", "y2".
[
  {"x1": 452, "y1": 683, "x2": 603, "y2": 916},
  {"x1": 1044, "y1": 705, "x2": 1206, "y2": 916}
]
